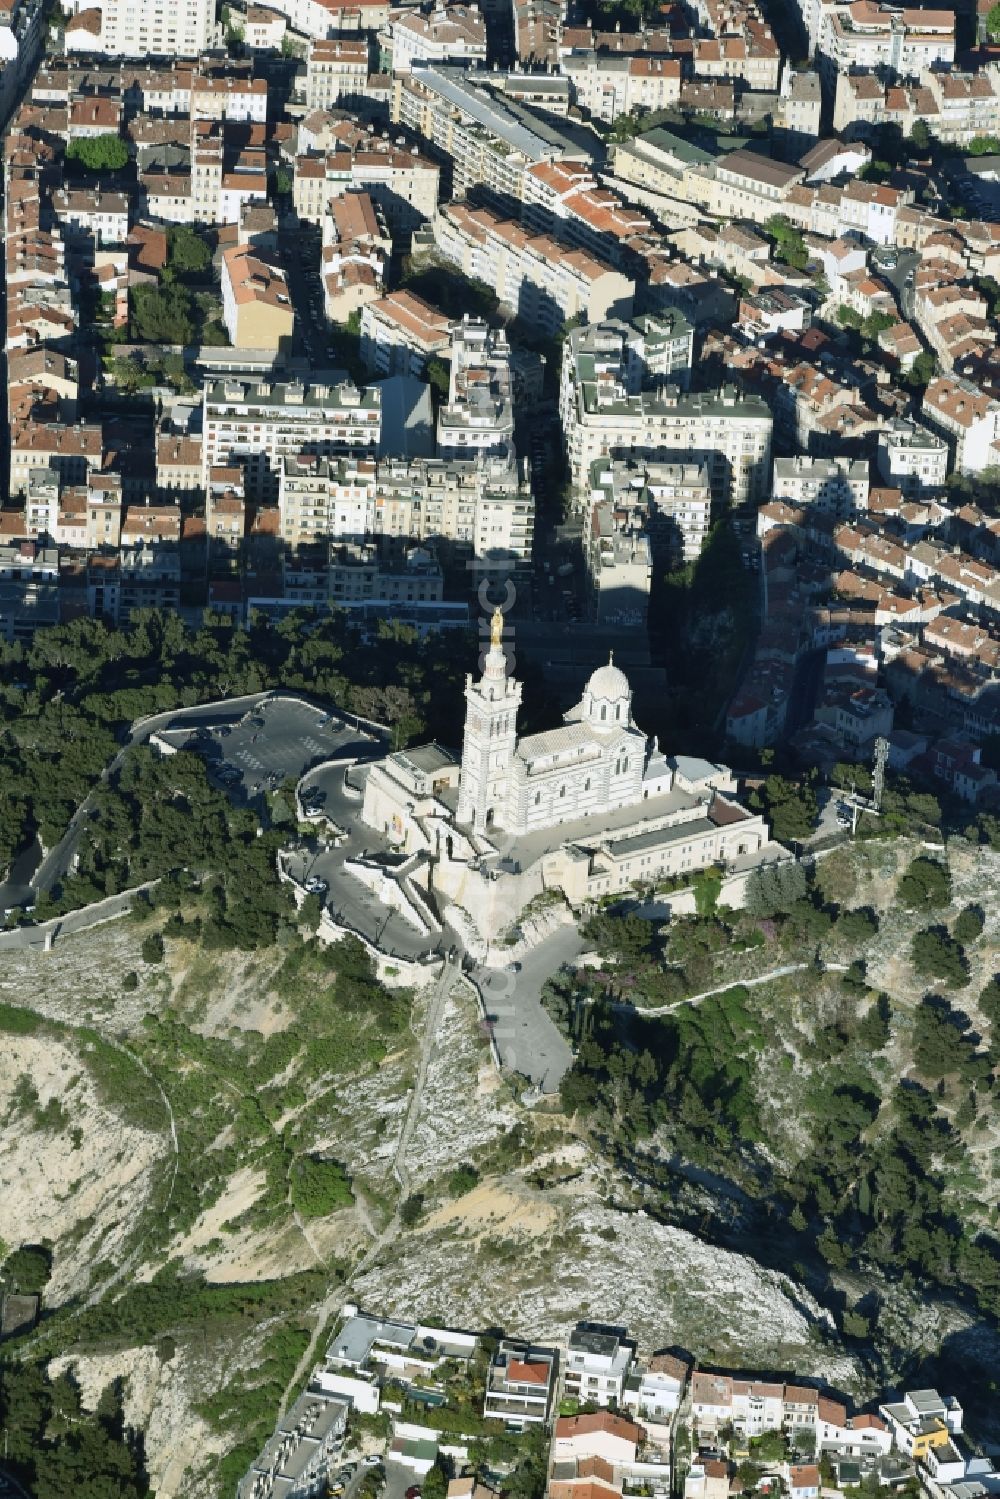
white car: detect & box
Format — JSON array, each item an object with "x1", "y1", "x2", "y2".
[{"x1": 304, "y1": 877, "x2": 328, "y2": 896}]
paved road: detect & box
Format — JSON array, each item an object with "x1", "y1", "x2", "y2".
[
  {"x1": 0, "y1": 881, "x2": 162, "y2": 953},
  {"x1": 473, "y1": 924, "x2": 581, "y2": 1092},
  {"x1": 877, "y1": 249, "x2": 919, "y2": 321}
]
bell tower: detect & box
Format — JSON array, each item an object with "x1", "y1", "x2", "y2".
[{"x1": 456, "y1": 608, "x2": 522, "y2": 832}]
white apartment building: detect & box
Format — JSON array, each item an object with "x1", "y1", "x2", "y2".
[
  {"x1": 50, "y1": 188, "x2": 129, "y2": 250},
  {"x1": 62, "y1": 0, "x2": 215, "y2": 56},
  {"x1": 484, "y1": 1342, "x2": 558, "y2": 1428},
  {"x1": 436, "y1": 319, "x2": 515, "y2": 466},
  {"x1": 392, "y1": 66, "x2": 577, "y2": 205},
  {"x1": 772, "y1": 455, "x2": 870, "y2": 515},
  {"x1": 377, "y1": 456, "x2": 533, "y2": 562},
  {"x1": 279, "y1": 454, "x2": 378, "y2": 547},
  {"x1": 305, "y1": 38, "x2": 369, "y2": 110},
  {"x1": 255, "y1": 0, "x2": 389, "y2": 38},
  {"x1": 562, "y1": 375, "x2": 772, "y2": 510},
  {"x1": 561, "y1": 1325, "x2": 636, "y2": 1410},
  {"x1": 385, "y1": 4, "x2": 487, "y2": 74},
  {"x1": 360, "y1": 291, "x2": 452, "y2": 378},
  {"x1": 813, "y1": 0, "x2": 954, "y2": 81},
  {"x1": 202, "y1": 377, "x2": 381, "y2": 503},
  {"x1": 622, "y1": 1355, "x2": 688, "y2": 1421},
  {"x1": 922, "y1": 376, "x2": 1000, "y2": 474},
  {"x1": 278, "y1": 452, "x2": 533, "y2": 562},
  {"x1": 434, "y1": 202, "x2": 634, "y2": 337},
  {"x1": 876, "y1": 419, "x2": 949, "y2": 496},
  {"x1": 878, "y1": 1390, "x2": 963, "y2": 1457},
  {"x1": 561, "y1": 52, "x2": 683, "y2": 125},
  {"x1": 589, "y1": 459, "x2": 712, "y2": 563},
  {"x1": 562, "y1": 319, "x2": 763, "y2": 506}
]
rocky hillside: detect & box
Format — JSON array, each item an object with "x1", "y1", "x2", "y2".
[{"x1": 2, "y1": 835, "x2": 997, "y2": 1492}]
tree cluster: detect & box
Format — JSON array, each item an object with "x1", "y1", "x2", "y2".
[{"x1": 66, "y1": 134, "x2": 129, "y2": 172}]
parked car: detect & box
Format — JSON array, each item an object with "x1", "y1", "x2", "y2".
[{"x1": 304, "y1": 877, "x2": 328, "y2": 895}]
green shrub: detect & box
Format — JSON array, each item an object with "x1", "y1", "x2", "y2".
[
  {"x1": 399, "y1": 1193, "x2": 424, "y2": 1226},
  {"x1": 447, "y1": 1163, "x2": 479, "y2": 1198},
  {"x1": 66, "y1": 134, "x2": 128, "y2": 171},
  {"x1": 898, "y1": 856, "x2": 951, "y2": 911},
  {"x1": 953, "y1": 905, "x2": 984, "y2": 944},
  {"x1": 141, "y1": 933, "x2": 165, "y2": 965},
  {"x1": 289, "y1": 1155, "x2": 353, "y2": 1219},
  {"x1": 911, "y1": 926, "x2": 969, "y2": 988}
]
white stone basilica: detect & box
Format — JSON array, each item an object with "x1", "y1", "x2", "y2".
[
  {"x1": 359, "y1": 611, "x2": 774, "y2": 946},
  {"x1": 456, "y1": 611, "x2": 666, "y2": 835}
]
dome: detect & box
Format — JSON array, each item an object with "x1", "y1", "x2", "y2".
[{"x1": 586, "y1": 658, "x2": 631, "y2": 702}]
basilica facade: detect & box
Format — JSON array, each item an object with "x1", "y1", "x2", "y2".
[{"x1": 456, "y1": 613, "x2": 669, "y2": 835}]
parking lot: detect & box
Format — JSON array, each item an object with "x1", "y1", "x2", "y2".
[{"x1": 157, "y1": 694, "x2": 381, "y2": 807}]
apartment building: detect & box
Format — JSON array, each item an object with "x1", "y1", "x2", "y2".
[
  {"x1": 203, "y1": 377, "x2": 381, "y2": 502},
  {"x1": 589, "y1": 459, "x2": 712, "y2": 564},
  {"x1": 622, "y1": 1354, "x2": 689, "y2": 1422},
  {"x1": 561, "y1": 1325, "x2": 636, "y2": 1409},
  {"x1": 9, "y1": 421, "x2": 103, "y2": 497},
  {"x1": 878, "y1": 1390, "x2": 962, "y2": 1460},
  {"x1": 255, "y1": 0, "x2": 389, "y2": 37},
  {"x1": 707, "y1": 149, "x2": 805, "y2": 221},
  {"x1": 0, "y1": 539, "x2": 59, "y2": 643},
  {"x1": 521, "y1": 160, "x2": 657, "y2": 270},
  {"x1": 434, "y1": 202, "x2": 635, "y2": 335},
  {"x1": 325, "y1": 540, "x2": 444, "y2": 606},
  {"x1": 51, "y1": 188, "x2": 130, "y2": 252},
  {"x1": 772, "y1": 455, "x2": 870, "y2": 515},
  {"x1": 876, "y1": 418, "x2": 949, "y2": 496},
  {"x1": 63, "y1": 0, "x2": 215, "y2": 56},
  {"x1": 279, "y1": 454, "x2": 378, "y2": 546},
  {"x1": 322, "y1": 190, "x2": 391, "y2": 320},
  {"x1": 922, "y1": 376, "x2": 1000, "y2": 473},
  {"x1": 813, "y1": 0, "x2": 954, "y2": 85},
  {"x1": 360, "y1": 290, "x2": 452, "y2": 377},
  {"x1": 436, "y1": 319, "x2": 515, "y2": 466},
  {"x1": 221, "y1": 245, "x2": 295, "y2": 350},
  {"x1": 563, "y1": 366, "x2": 772, "y2": 511},
  {"x1": 560, "y1": 52, "x2": 683, "y2": 124},
  {"x1": 562, "y1": 318, "x2": 749, "y2": 499},
  {"x1": 384, "y1": 4, "x2": 487, "y2": 74},
  {"x1": 305, "y1": 38, "x2": 370, "y2": 111},
  {"x1": 483, "y1": 1342, "x2": 558, "y2": 1428},
  {"x1": 0, "y1": 0, "x2": 47, "y2": 122},
  {"x1": 376, "y1": 455, "x2": 532, "y2": 561},
  {"x1": 393, "y1": 65, "x2": 585, "y2": 205},
  {"x1": 237, "y1": 1387, "x2": 348, "y2": 1499},
  {"x1": 294, "y1": 141, "x2": 440, "y2": 238}
]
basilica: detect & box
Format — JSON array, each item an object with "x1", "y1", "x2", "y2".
[{"x1": 360, "y1": 611, "x2": 774, "y2": 945}]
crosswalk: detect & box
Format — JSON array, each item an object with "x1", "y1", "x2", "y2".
[
  {"x1": 303, "y1": 735, "x2": 324, "y2": 756},
  {"x1": 236, "y1": 748, "x2": 263, "y2": 772}
]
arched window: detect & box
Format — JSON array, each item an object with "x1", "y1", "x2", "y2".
[{"x1": 601, "y1": 704, "x2": 607, "y2": 721}]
